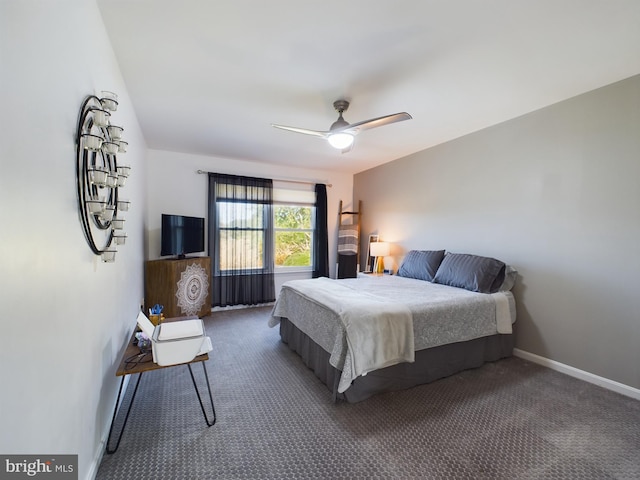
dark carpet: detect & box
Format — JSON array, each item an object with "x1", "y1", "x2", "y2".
[{"x1": 96, "y1": 306, "x2": 640, "y2": 479}]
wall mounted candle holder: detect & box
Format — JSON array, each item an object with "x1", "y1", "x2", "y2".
[{"x1": 76, "y1": 91, "x2": 131, "y2": 262}]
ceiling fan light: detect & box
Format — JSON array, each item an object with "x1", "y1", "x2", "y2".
[{"x1": 327, "y1": 132, "x2": 354, "y2": 150}]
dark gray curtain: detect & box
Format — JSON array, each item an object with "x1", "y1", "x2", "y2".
[
  {"x1": 312, "y1": 183, "x2": 329, "y2": 278},
  {"x1": 208, "y1": 173, "x2": 275, "y2": 307}
]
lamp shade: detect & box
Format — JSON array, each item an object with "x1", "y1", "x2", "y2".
[{"x1": 370, "y1": 241, "x2": 390, "y2": 257}]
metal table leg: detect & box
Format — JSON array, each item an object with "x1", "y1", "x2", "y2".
[
  {"x1": 187, "y1": 362, "x2": 216, "y2": 426},
  {"x1": 105, "y1": 372, "x2": 144, "y2": 454}
]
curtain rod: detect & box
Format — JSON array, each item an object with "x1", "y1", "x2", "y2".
[{"x1": 196, "y1": 170, "x2": 332, "y2": 188}]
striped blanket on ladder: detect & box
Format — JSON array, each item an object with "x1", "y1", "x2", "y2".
[{"x1": 338, "y1": 224, "x2": 358, "y2": 255}]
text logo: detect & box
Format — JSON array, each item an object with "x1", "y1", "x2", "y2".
[{"x1": 0, "y1": 455, "x2": 77, "y2": 479}]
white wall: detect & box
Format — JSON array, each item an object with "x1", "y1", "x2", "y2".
[
  {"x1": 0, "y1": 2, "x2": 147, "y2": 479},
  {"x1": 146, "y1": 149, "x2": 353, "y2": 292},
  {"x1": 354, "y1": 75, "x2": 640, "y2": 391}
]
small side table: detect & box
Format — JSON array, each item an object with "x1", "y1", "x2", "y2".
[{"x1": 105, "y1": 318, "x2": 216, "y2": 454}]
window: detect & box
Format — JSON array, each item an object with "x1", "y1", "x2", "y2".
[
  {"x1": 218, "y1": 201, "x2": 268, "y2": 271},
  {"x1": 274, "y1": 204, "x2": 314, "y2": 268},
  {"x1": 273, "y1": 184, "x2": 316, "y2": 271}
]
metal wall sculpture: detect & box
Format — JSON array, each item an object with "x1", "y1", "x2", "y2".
[{"x1": 75, "y1": 91, "x2": 130, "y2": 262}]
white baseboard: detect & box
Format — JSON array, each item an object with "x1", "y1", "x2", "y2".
[
  {"x1": 513, "y1": 348, "x2": 640, "y2": 401},
  {"x1": 86, "y1": 375, "x2": 131, "y2": 480},
  {"x1": 86, "y1": 440, "x2": 105, "y2": 480}
]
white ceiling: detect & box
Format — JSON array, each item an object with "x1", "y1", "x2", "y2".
[{"x1": 97, "y1": 0, "x2": 640, "y2": 174}]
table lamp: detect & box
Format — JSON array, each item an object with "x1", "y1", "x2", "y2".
[{"x1": 370, "y1": 241, "x2": 390, "y2": 274}]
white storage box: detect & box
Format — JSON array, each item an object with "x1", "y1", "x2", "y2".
[
  {"x1": 137, "y1": 312, "x2": 210, "y2": 367},
  {"x1": 152, "y1": 319, "x2": 205, "y2": 366}
]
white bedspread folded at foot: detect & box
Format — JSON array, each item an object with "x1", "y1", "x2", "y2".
[{"x1": 279, "y1": 277, "x2": 414, "y2": 393}]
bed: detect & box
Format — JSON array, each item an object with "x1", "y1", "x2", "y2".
[{"x1": 268, "y1": 251, "x2": 517, "y2": 403}]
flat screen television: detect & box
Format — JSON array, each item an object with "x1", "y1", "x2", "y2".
[{"x1": 160, "y1": 214, "x2": 205, "y2": 258}]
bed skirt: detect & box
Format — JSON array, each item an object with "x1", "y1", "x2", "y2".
[{"x1": 278, "y1": 317, "x2": 514, "y2": 403}]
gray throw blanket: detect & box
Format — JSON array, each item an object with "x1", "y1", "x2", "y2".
[{"x1": 275, "y1": 277, "x2": 414, "y2": 393}]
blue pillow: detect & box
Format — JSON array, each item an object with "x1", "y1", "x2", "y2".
[
  {"x1": 397, "y1": 250, "x2": 445, "y2": 282},
  {"x1": 433, "y1": 253, "x2": 506, "y2": 294}
]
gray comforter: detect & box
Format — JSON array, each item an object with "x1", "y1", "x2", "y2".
[{"x1": 269, "y1": 274, "x2": 516, "y2": 393}]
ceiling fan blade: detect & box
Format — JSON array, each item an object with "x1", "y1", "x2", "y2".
[
  {"x1": 342, "y1": 112, "x2": 412, "y2": 135},
  {"x1": 341, "y1": 142, "x2": 354, "y2": 154},
  {"x1": 271, "y1": 124, "x2": 328, "y2": 138}
]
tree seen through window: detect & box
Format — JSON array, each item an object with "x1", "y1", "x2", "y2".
[{"x1": 274, "y1": 205, "x2": 313, "y2": 267}]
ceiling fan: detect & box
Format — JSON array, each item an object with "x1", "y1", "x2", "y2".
[{"x1": 271, "y1": 100, "x2": 412, "y2": 151}]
